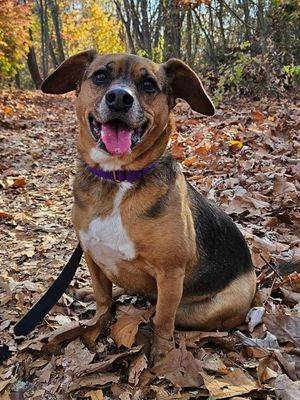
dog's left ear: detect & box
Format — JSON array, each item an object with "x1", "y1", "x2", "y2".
[
  {"x1": 41, "y1": 50, "x2": 97, "y2": 94},
  {"x1": 163, "y1": 58, "x2": 215, "y2": 116}
]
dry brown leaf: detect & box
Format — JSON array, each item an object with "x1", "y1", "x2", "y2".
[
  {"x1": 128, "y1": 353, "x2": 148, "y2": 386},
  {"x1": 75, "y1": 346, "x2": 143, "y2": 377},
  {"x1": 0, "y1": 380, "x2": 11, "y2": 393},
  {"x1": 68, "y1": 373, "x2": 119, "y2": 392},
  {"x1": 176, "y1": 330, "x2": 228, "y2": 348},
  {"x1": 251, "y1": 110, "x2": 264, "y2": 122},
  {"x1": 84, "y1": 389, "x2": 105, "y2": 400},
  {"x1": 182, "y1": 155, "x2": 198, "y2": 166},
  {"x1": 6, "y1": 177, "x2": 26, "y2": 188},
  {"x1": 152, "y1": 344, "x2": 204, "y2": 388},
  {"x1": 200, "y1": 369, "x2": 258, "y2": 399},
  {"x1": 273, "y1": 349, "x2": 299, "y2": 381},
  {"x1": 110, "y1": 306, "x2": 153, "y2": 348},
  {"x1": 273, "y1": 373, "x2": 300, "y2": 400},
  {"x1": 0, "y1": 211, "x2": 14, "y2": 219},
  {"x1": 257, "y1": 355, "x2": 280, "y2": 383},
  {"x1": 201, "y1": 352, "x2": 228, "y2": 375},
  {"x1": 263, "y1": 313, "x2": 300, "y2": 347}
]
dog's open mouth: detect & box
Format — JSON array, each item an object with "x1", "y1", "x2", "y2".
[{"x1": 88, "y1": 115, "x2": 146, "y2": 156}]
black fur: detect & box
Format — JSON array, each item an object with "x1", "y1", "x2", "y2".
[
  {"x1": 144, "y1": 191, "x2": 169, "y2": 218},
  {"x1": 140, "y1": 154, "x2": 179, "y2": 218},
  {"x1": 184, "y1": 182, "x2": 252, "y2": 295}
]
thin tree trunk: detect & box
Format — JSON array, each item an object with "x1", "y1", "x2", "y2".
[
  {"x1": 217, "y1": 1, "x2": 227, "y2": 52},
  {"x1": 39, "y1": 0, "x2": 49, "y2": 78},
  {"x1": 48, "y1": 0, "x2": 65, "y2": 63},
  {"x1": 164, "y1": 0, "x2": 181, "y2": 60},
  {"x1": 27, "y1": 29, "x2": 43, "y2": 88},
  {"x1": 49, "y1": 39, "x2": 59, "y2": 68},
  {"x1": 141, "y1": 0, "x2": 152, "y2": 57},
  {"x1": 15, "y1": 72, "x2": 21, "y2": 89},
  {"x1": 114, "y1": 0, "x2": 136, "y2": 53},
  {"x1": 186, "y1": 7, "x2": 192, "y2": 65}
]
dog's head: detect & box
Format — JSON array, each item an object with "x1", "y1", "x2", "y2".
[{"x1": 42, "y1": 51, "x2": 214, "y2": 170}]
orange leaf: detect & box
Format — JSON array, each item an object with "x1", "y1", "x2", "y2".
[
  {"x1": 7, "y1": 177, "x2": 26, "y2": 188},
  {"x1": 252, "y1": 110, "x2": 264, "y2": 122},
  {"x1": 110, "y1": 306, "x2": 153, "y2": 348},
  {"x1": 171, "y1": 143, "x2": 185, "y2": 160},
  {"x1": 0, "y1": 210, "x2": 14, "y2": 219},
  {"x1": 195, "y1": 143, "x2": 211, "y2": 155},
  {"x1": 3, "y1": 106, "x2": 13, "y2": 115},
  {"x1": 182, "y1": 155, "x2": 198, "y2": 167}
]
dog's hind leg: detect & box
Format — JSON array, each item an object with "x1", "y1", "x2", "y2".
[{"x1": 176, "y1": 269, "x2": 257, "y2": 331}]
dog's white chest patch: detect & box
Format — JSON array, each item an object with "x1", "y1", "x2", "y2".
[{"x1": 79, "y1": 182, "x2": 135, "y2": 274}]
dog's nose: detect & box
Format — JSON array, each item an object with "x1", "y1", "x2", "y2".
[{"x1": 105, "y1": 87, "x2": 134, "y2": 111}]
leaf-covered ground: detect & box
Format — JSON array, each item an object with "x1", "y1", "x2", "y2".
[{"x1": 0, "y1": 90, "x2": 299, "y2": 400}]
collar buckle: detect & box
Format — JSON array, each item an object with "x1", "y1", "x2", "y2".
[{"x1": 112, "y1": 170, "x2": 121, "y2": 182}]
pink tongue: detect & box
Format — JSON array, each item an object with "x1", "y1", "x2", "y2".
[{"x1": 101, "y1": 121, "x2": 133, "y2": 155}]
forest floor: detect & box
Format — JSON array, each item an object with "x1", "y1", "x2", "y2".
[{"x1": 0, "y1": 89, "x2": 299, "y2": 400}]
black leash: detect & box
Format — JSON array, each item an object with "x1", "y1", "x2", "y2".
[{"x1": 0, "y1": 243, "x2": 83, "y2": 363}]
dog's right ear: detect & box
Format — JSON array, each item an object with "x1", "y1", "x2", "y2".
[{"x1": 41, "y1": 50, "x2": 97, "y2": 94}]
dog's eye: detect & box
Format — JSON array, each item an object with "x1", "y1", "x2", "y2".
[
  {"x1": 92, "y1": 70, "x2": 107, "y2": 85},
  {"x1": 142, "y1": 79, "x2": 156, "y2": 93}
]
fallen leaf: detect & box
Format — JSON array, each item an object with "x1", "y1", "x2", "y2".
[
  {"x1": 0, "y1": 380, "x2": 10, "y2": 393},
  {"x1": 201, "y1": 369, "x2": 258, "y2": 399},
  {"x1": 200, "y1": 352, "x2": 228, "y2": 375},
  {"x1": 235, "y1": 330, "x2": 279, "y2": 349},
  {"x1": 152, "y1": 344, "x2": 204, "y2": 388},
  {"x1": 263, "y1": 313, "x2": 300, "y2": 347},
  {"x1": 0, "y1": 211, "x2": 14, "y2": 219},
  {"x1": 110, "y1": 306, "x2": 153, "y2": 348},
  {"x1": 176, "y1": 330, "x2": 228, "y2": 348},
  {"x1": 75, "y1": 346, "x2": 143, "y2": 377},
  {"x1": 68, "y1": 373, "x2": 119, "y2": 392},
  {"x1": 252, "y1": 110, "x2": 264, "y2": 122},
  {"x1": 246, "y1": 307, "x2": 265, "y2": 332},
  {"x1": 273, "y1": 373, "x2": 300, "y2": 400},
  {"x1": 128, "y1": 353, "x2": 148, "y2": 385},
  {"x1": 6, "y1": 177, "x2": 26, "y2": 188},
  {"x1": 257, "y1": 355, "x2": 279, "y2": 383},
  {"x1": 84, "y1": 389, "x2": 105, "y2": 400}
]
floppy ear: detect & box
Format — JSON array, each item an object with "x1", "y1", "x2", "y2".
[
  {"x1": 164, "y1": 58, "x2": 215, "y2": 116},
  {"x1": 41, "y1": 50, "x2": 97, "y2": 94}
]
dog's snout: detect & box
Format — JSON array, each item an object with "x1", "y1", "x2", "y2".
[{"x1": 105, "y1": 87, "x2": 134, "y2": 111}]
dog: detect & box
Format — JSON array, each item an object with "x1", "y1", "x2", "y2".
[{"x1": 41, "y1": 51, "x2": 256, "y2": 363}]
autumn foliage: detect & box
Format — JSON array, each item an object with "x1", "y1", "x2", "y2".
[{"x1": 0, "y1": 0, "x2": 31, "y2": 78}]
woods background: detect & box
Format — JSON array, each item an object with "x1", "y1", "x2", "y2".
[{"x1": 0, "y1": 0, "x2": 299, "y2": 102}]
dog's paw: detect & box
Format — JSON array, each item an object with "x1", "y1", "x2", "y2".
[{"x1": 149, "y1": 336, "x2": 174, "y2": 366}]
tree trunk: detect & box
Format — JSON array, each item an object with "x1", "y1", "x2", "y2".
[
  {"x1": 163, "y1": 0, "x2": 181, "y2": 60},
  {"x1": 15, "y1": 72, "x2": 21, "y2": 89},
  {"x1": 27, "y1": 28, "x2": 43, "y2": 88},
  {"x1": 186, "y1": 7, "x2": 192, "y2": 65},
  {"x1": 48, "y1": 0, "x2": 65, "y2": 63},
  {"x1": 38, "y1": 0, "x2": 48, "y2": 78},
  {"x1": 114, "y1": 0, "x2": 136, "y2": 53},
  {"x1": 49, "y1": 39, "x2": 59, "y2": 68},
  {"x1": 141, "y1": 0, "x2": 152, "y2": 57}
]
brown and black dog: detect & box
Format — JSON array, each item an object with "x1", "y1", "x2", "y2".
[{"x1": 41, "y1": 51, "x2": 256, "y2": 363}]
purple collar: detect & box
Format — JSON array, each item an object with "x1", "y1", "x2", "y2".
[{"x1": 88, "y1": 162, "x2": 156, "y2": 183}]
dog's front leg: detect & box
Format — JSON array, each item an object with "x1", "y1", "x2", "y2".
[
  {"x1": 82, "y1": 253, "x2": 113, "y2": 346},
  {"x1": 150, "y1": 268, "x2": 184, "y2": 364}
]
